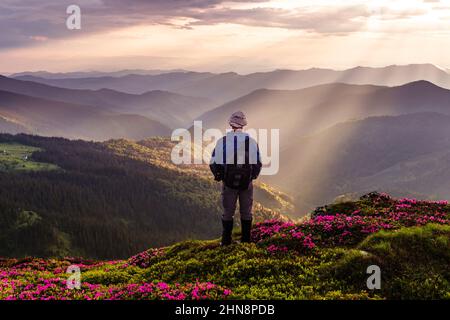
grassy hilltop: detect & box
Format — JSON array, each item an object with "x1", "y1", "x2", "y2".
[
  {"x1": 1, "y1": 192, "x2": 449, "y2": 300},
  {"x1": 0, "y1": 143, "x2": 58, "y2": 172}
]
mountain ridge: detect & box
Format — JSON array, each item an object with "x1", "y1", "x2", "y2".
[
  {"x1": 0, "y1": 89, "x2": 171, "y2": 140},
  {"x1": 272, "y1": 112, "x2": 450, "y2": 212},
  {"x1": 196, "y1": 79, "x2": 450, "y2": 141},
  {"x1": 10, "y1": 64, "x2": 450, "y2": 103},
  {"x1": 0, "y1": 75, "x2": 215, "y2": 129}
]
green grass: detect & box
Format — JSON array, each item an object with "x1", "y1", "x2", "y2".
[
  {"x1": 1, "y1": 201, "x2": 449, "y2": 299},
  {"x1": 0, "y1": 143, "x2": 59, "y2": 172},
  {"x1": 331, "y1": 224, "x2": 450, "y2": 299}
]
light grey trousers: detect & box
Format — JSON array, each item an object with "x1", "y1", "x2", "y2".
[{"x1": 221, "y1": 182, "x2": 253, "y2": 221}]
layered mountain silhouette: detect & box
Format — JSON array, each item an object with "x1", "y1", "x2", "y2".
[
  {"x1": 272, "y1": 112, "x2": 450, "y2": 213},
  {"x1": 0, "y1": 75, "x2": 214, "y2": 130},
  {"x1": 13, "y1": 72, "x2": 215, "y2": 97},
  {"x1": 196, "y1": 80, "x2": 450, "y2": 213},
  {"x1": 3, "y1": 65, "x2": 450, "y2": 214},
  {"x1": 13, "y1": 64, "x2": 450, "y2": 104},
  {"x1": 198, "y1": 80, "x2": 450, "y2": 144},
  {"x1": 0, "y1": 90, "x2": 171, "y2": 140},
  {"x1": 10, "y1": 69, "x2": 187, "y2": 79}
]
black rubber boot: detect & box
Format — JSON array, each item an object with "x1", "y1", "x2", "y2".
[
  {"x1": 221, "y1": 219, "x2": 234, "y2": 246},
  {"x1": 241, "y1": 219, "x2": 252, "y2": 243}
]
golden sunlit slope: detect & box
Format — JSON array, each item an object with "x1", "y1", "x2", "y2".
[
  {"x1": 272, "y1": 112, "x2": 450, "y2": 214},
  {"x1": 196, "y1": 81, "x2": 450, "y2": 215},
  {"x1": 198, "y1": 81, "x2": 450, "y2": 146}
]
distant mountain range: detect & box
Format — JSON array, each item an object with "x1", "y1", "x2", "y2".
[
  {"x1": 13, "y1": 72, "x2": 215, "y2": 97},
  {"x1": 0, "y1": 75, "x2": 215, "y2": 136},
  {"x1": 198, "y1": 80, "x2": 450, "y2": 144},
  {"x1": 196, "y1": 80, "x2": 450, "y2": 213},
  {"x1": 12, "y1": 64, "x2": 450, "y2": 104},
  {"x1": 4, "y1": 64, "x2": 450, "y2": 139},
  {"x1": 0, "y1": 90, "x2": 171, "y2": 140},
  {"x1": 269, "y1": 112, "x2": 450, "y2": 212},
  {"x1": 10, "y1": 69, "x2": 187, "y2": 79},
  {"x1": 3, "y1": 65, "x2": 450, "y2": 214}
]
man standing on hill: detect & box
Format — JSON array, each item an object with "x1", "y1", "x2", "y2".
[{"x1": 210, "y1": 111, "x2": 262, "y2": 246}]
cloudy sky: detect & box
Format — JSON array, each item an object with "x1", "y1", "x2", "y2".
[{"x1": 0, "y1": 0, "x2": 449, "y2": 73}]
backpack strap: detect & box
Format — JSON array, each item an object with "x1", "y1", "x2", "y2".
[
  {"x1": 234, "y1": 135, "x2": 238, "y2": 165},
  {"x1": 223, "y1": 134, "x2": 250, "y2": 165},
  {"x1": 245, "y1": 135, "x2": 250, "y2": 165},
  {"x1": 222, "y1": 136, "x2": 226, "y2": 165}
]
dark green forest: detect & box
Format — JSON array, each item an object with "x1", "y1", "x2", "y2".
[{"x1": 0, "y1": 134, "x2": 287, "y2": 259}]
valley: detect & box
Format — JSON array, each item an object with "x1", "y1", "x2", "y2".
[
  {"x1": 0, "y1": 134, "x2": 289, "y2": 259},
  {"x1": 3, "y1": 67, "x2": 450, "y2": 216}
]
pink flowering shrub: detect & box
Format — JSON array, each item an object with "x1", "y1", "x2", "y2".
[
  {"x1": 0, "y1": 271, "x2": 231, "y2": 300},
  {"x1": 0, "y1": 254, "x2": 231, "y2": 300},
  {"x1": 128, "y1": 248, "x2": 165, "y2": 268},
  {"x1": 108, "y1": 281, "x2": 231, "y2": 300},
  {"x1": 252, "y1": 192, "x2": 450, "y2": 254}
]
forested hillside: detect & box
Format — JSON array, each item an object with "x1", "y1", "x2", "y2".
[{"x1": 0, "y1": 134, "x2": 289, "y2": 259}]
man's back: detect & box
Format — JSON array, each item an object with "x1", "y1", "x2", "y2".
[
  {"x1": 211, "y1": 131, "x2": 261, "y2": 168},
  {"x1": 209, "y1": 111, "x2": 262, "y2": 246}
]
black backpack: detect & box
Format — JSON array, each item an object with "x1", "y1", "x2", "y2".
[{"x1": 223, "y1": 135, "x2": 252, "y2": 190}]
